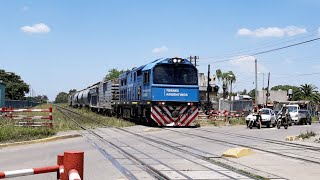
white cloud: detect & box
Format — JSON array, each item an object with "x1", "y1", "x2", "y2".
[
  {"x1": 21, "y1": 23, "x2": 51, "y2": 34},
  {"x1": 237, "y1": 26, "x2": 307, "y2": 37},
  {"x1": 318, "y1": 27, "x2": 320, "y2": 37},
  {"x1": 21, "y1": 6, "x2": 29, "y2": 12},
  {"x1": 229, "y1": 55, "x2": 268, "y2": 73},
  {"x1": 152, "y1": 46, "x2": 168, "y2": 54}
]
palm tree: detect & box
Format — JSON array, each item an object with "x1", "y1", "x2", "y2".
[
  {"x1": 216, "y1": 69, "x2": 236, "y2": 99},
  {"x1": 298, "y1": 84, "x2": 320, "y2": 102}
]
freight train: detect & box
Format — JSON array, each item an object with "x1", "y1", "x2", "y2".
[{"x1": 69, "y1": 57, "x2": 199, "y2": 126}]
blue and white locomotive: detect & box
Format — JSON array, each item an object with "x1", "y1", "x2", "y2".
[{"x1": 69, "y1": 57, "x2": 199, "y2": 126}]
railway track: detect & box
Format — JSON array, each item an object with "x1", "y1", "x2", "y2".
[
  {"x1": 195, "y1": 128, "x2": 320, "y2": 151},
  {"x1": 55, "y1": 105, "x2": 266, "y2": 180},
  {"x1": 55, "y1": 105, "x2": 169, "y2": 180},
  {"x1": 163, "y1": 128, "x2": 320, "y2": 165}
]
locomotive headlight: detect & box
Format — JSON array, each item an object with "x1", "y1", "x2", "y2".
[{"x1": 173, "y1": 59, "x2": 178, "y2": 63}]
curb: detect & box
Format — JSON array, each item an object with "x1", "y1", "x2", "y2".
[{"x1": 0, "y1": 134, "x2": 82, "y2": 148}]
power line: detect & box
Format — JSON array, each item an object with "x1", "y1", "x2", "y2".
[
  {"x1": 201, "y1": 37, "x2": 320, "y2": 64},
  {"x1": 200, "y1": 27, "x2": 320, "y2": 60}
]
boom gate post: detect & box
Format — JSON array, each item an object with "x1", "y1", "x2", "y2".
[{"x1": 61, "y1": 151, "x2": 84, "y2": 180}]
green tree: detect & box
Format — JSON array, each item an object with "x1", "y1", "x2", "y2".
[
  {"x1": 26, "y1": 95, "x2": 48, "y2": 103},
  {"x1": 240, "y1": 89, "x2": 247, "y2": 95},
  {"x1": 297, "y1": 84, "x2": 320, "y2": 103},
  {"x1": 55, "y1": 92, "x2": 68, "y2": 103},
  {"x1": 0, "y1": 70, "x2": 29, "y2": 100},
  {"x1": 216, "y1": 69, "x2": 236, "y2": 99},
  {"x1": 105, "y1": 68, "x2": 126, "y2": 80},
  {"x1": 68, "y1": 89, "x2": 77, "y2": 95},
  {"x1": 248, "y1": 89, "x2": 255, "y2": 100}
]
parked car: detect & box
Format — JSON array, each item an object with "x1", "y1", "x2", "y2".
[
  {"x1": 299, "y1": 109, "x2": 312, "y2": 125},
  {"x1": 245, "y1": 108, "x2": 277, "y2": 128}
]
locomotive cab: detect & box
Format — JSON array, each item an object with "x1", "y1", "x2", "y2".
[{"x1": 140, "y1": 57, "x2": 199, "y2": 126}]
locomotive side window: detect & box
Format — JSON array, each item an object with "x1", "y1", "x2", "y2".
[{"x1": 143, "y1": 71, "x2": 150, "y2": 84}]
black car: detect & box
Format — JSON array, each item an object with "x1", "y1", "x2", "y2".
[{"x1": 299, "y1": 109, "x2": 312, "y2": 125}]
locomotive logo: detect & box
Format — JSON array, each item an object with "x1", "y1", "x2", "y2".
[{"x1": 164, "y1": 88, "x2": 188, "y2": 97}]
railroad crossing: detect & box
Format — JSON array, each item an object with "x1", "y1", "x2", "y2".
[{"x1": 1, "y1": 106, "x2": 320, "y2": 180}]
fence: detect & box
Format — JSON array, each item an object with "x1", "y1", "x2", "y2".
[
  {"x1": 1, "y1": 107, "x2": 53, "y2": 128},
  {"x1": 4, "y1": 100, "x2": 39, "y2": 109},
  {"x1": 0, "y1": 151, "x2": 83, "y2": 180}
]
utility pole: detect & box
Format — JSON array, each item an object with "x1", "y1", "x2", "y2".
[
  {"x1": 255, "y1": 58, "x2": 258, "y2": 106},
  {"x1": 207, "y1": 64, "x2": 211, "y2": 114},
  {"x1": 266, "y1": 72, "x2": 270, "y2": 107},
  {"x1": 189, "y1": 56, "x2": 199, "y2": 67},
  {"x1": 194, "y1": 56, "x2": 198, "y2": 67}
]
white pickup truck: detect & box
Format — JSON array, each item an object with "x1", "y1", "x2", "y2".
[{"x1": 287, "y1": 104, "x2": 300, "y2": 124}]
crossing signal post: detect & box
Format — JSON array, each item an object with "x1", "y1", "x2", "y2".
[{"x1": 206, "y1": 64, "x2": 211, "y2": 115}]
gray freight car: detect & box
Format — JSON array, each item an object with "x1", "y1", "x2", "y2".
[{"x1": 97, "y1": 79, "x2": 119, "y2": 115}]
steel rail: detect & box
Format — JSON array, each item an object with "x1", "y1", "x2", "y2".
[
  {"x1": 55, "y1": 105, "x2": 169, "y2": 180},
  {"x1": 163, "y1": 129, "x2": 320, "y2": 165}
]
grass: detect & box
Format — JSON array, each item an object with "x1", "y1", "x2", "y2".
[
  {"x1": 195, "y1": 117, "x2": 246, "y2": 127},
  {"x1": 298, "y1": 130, "x2": 317, "y2": 140},
  {"x1": 311, "y1": 116, "x2": 319, "y2": 123},
  {"x1": 0, "y1": 103, "x2": 135, "y2": 143},
  {"x1": 0, "y1": 103, "x2": 78, "y2": 143},
  {"x1": 59, "y1": 104, "x2": 135, "y2": 128},
  {"x1": 0, "y1": 123, "x2": 55, "y2": 143}
]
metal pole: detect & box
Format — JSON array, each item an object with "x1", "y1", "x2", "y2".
[
  {"x1": 266, "y1": 72, "x2": 270, "y2": 106},
  {"x1": 255, "y1": 59, "x2": 258, "y2": 106},
  {"x1": 262, "y1": 73, "x2": 265, "y2": 107},
  {"x1": 230, "y1": 80, "x2": 232, "y2": 111},
  {"x1": 207, "y1": 64, "x2": 210, "y2": 114},
  {"x1": 194, "y1": 56, "x2": 197, "y2": 67}
]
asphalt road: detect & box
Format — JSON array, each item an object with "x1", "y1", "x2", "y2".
[{"x1": 1, "y1": 123, "x2": 320, "y2": 180}]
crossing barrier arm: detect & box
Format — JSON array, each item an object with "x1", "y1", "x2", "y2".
[{"x1": 0, "y1": 151, "x2": 83, "y2": 180}]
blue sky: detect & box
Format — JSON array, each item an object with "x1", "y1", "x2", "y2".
[{"x1": 0, "y1": 0, "x2": 319, "y2": 100}]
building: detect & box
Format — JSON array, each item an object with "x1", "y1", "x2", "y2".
[
  {"x1": 0, "y1": 80, "x2": 5, "y2": 108},
  {"x1": 256, "y1": 90, "x2": 287, "y2": 105}
]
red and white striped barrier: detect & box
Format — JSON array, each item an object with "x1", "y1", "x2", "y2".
[
  {"x1": 0, "y1": 151, "x2": 83, "y2": 180},
  {"x1": 1, "y1": 107, "x2": 53, "y2": 128},
  {"x1": 0, "y1": 165, "x2": 59, "y2": 179}
]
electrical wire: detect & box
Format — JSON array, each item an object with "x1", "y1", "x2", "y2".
[{"x1": 199, "y1": 37, "x2": 320, "y2": 64}]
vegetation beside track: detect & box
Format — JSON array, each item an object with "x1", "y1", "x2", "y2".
[
  {"x1": 58, "y1": 104, "x2": 135, "y2": 128},
  {"x1": 195, "y1": 117, "x2": 246, "y2": 127},
  {"x1": 298, "y1": 130, "x2": 317, "y2": 140},
  {"x1": 0, "y1": 103, "x2": 135, "y2": 143},
  {"x1": 0, "y1": 104, "x2": 78, "y2": 143}
]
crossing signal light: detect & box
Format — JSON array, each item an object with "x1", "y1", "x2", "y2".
[
  {"x1": 208, "y1": 85, "x2": 213, "y2": 92},
  {"x1": 213, "y1": 85, "x2": 219, "y2": 93}
]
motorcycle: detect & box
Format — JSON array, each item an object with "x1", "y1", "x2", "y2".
[
  {"x1": 248, "y1": 114, "x2": 262, "y2": 129},
  {"x1": 276, "y1": 113, "x2": 289, "y2": 129}
]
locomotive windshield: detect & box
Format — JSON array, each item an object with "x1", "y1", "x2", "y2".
[{"x1": 153, "y1": 64, "x2": 197, "y2": 85}]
